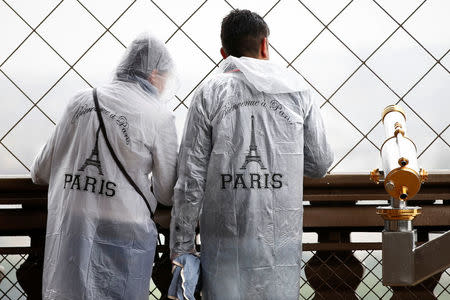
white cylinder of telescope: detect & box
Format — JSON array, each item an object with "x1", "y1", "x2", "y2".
[
  {"x1": 380, "y1": 105, "x2": 421, "y2": 200},
  {"x1": 381, "y1": 135, "x2": 419, "y2": 175},
  {"x1": 383, "y1": 110, "x2": 407, "y2": 139}
]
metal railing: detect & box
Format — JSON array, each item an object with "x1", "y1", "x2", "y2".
[{"x1": 1, "y1": 174, "x2": 449, "y2": 299}]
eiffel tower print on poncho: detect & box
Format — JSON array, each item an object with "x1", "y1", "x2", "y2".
[
  {"x1": 241, "y1": 115, "x2": 267, "y2": 170},
  {"x1": 79, "y1": 126, "x2": 104, "y2": 175}
]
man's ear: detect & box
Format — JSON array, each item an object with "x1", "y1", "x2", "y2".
[
  {"x1": 220, "y1": 47, "x2": 228, "y2": 59},
  {"x1": 260, "y1": 37, "x2": 269, "y2": 60}
]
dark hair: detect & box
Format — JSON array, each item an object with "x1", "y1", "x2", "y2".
[{"x1": 220, "y1": 9, "x2": 270, "y2": 58}]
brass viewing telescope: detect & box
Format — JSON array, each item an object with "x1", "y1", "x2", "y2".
[
  {"x1": 370, "y1": 105, "x2": 450, "y2": 286},
  {"x1": 370, "y1": 105, "x2": 427, "y2": 226}
]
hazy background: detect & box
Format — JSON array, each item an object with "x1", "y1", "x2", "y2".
[{"x1": 0, "y1": 0, "x2": 449, "y2": 175}]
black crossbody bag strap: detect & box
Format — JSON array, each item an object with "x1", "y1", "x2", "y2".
[{"x1": 92, "y1": 88, "x2": 154, "y2": 220}]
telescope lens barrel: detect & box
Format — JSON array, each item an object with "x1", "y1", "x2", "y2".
[{"x1": 380, "y1": 105, "x2": 422, "y2": 200}]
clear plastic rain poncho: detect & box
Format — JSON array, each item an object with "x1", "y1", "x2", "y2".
[
  {"x1": 31, "y1": 33, "x2": 178, "y2": 300},
  {"x1": 170, "y1": 56, "x2": 333, "y2": 299}
]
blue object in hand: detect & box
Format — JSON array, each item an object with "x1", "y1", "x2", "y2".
[{"x1": 168, "y1": 254, "x2": 200, "y2": 300}]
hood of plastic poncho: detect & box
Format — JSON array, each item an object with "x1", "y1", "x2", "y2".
[
  {"x1": 114, "y1": 32, "x2": 178, "y2": 100},
  {"x1": 222, "y1": 56, "x2": 308, "y2": 94}
]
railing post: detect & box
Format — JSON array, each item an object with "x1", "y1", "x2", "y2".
[
  {"x1": 15, "y1": 199, "x2": 46, "y2": 300},
  {"x1": 390, "y1": 228, "x2": 443, "y2": 300},
  {"x1": 16, "y1": 233, "x2": 45, "y2": 300},
  {"x1": 151, "y1": 227, "x2": 172, "y2": 299}
]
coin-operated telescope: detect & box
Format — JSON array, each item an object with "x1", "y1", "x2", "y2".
[
  {"x1": 370, "y1": 105, "x2": 427, "y2": 230},
  {"x1": 371, "y1": 105, "x2": 450, "y2": 286}
]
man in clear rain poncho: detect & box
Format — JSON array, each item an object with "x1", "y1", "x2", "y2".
[
  {"x1": 170, "y1": 10, "x2": 333, "y2": 299},
  {"x1": 31, "y1": 33, "x2": 178, "y2": 300}
]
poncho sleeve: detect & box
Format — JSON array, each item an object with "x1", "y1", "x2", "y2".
[{"x1": 170, "y1": 87, "x2": 212, "y2": 256}]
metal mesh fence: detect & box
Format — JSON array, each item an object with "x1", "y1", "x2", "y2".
[
  {"x1": 2, "y1": 249, "x2": 450, "y2": 299},
  {"x1": 0, "y1": 253, "x2": 165, "y2": 299},
  {"x1": 0, "y1": 254, "x2": 27, "y2": 300},
  {"x1": 299, "y1": 250, "x2": 450, "y2": 299},
  {"x1": 0, "y1": 0, "x2": 449, "y2": 174}
]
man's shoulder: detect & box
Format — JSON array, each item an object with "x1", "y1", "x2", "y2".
[{"x1": 197, "y1": 71, "x2": 247, "y2": 95}]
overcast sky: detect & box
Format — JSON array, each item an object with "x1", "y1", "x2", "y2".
[{"x1": 0, "y1": 0, "x2": 449, "y2": 175}]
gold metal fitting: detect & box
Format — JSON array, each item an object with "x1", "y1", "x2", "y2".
[
  {"x1": 420, "y1": 168, "x2": 428, "y2": 183},
  {"x1": 376, "y1": 207, "x2": 422, "y2": 221},
  {"x1": 398, "y1": 157, "x2": 409, "y2": 167},
  {"x1": 400, "y1": 186, "x2": 408, "y2": 200},
  {"x1": 385, "y1": 181, "x2": 395, "y2": 191},
  {"x1": 384, "y1": 167, "x2": 421, "y2": 200},
  {"x1": 394, "y1": 122, "x2": 404, "y2": 136},
  {"x1": 394, "y1": 128, "x2": 405, "y2": 137},
  {"x1": 370, "y1": 168, "x2": 381, "y2": 184},
  {"x1": 382, "y1": 105, "x2": 406, "y2": 123}
]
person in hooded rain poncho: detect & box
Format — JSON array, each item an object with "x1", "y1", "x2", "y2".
[
  {"x1": 170, "y1": 10, "x2": 333, "y2": 299},
  {"x1": 31, "y1": 33, "x2": 178, "y2": 300}
]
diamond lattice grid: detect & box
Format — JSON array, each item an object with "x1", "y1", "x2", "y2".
[
  {"x1": 0, "y1": 0, "x2": 449, "y2": 297},
  {"x1": 0, "y1": 254, "x2": 27, "y2": 300},
  {"x1": 0, "y1": 0, "x2": 449, "y2": 174}
]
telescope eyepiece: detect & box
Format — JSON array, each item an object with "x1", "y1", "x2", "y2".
[
  {"x1": 400, "y1": 186, "x2": 408, "y2": 200},
  {"x1": 398, "y1": 157, "x2": 409, "y2": 167}
]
